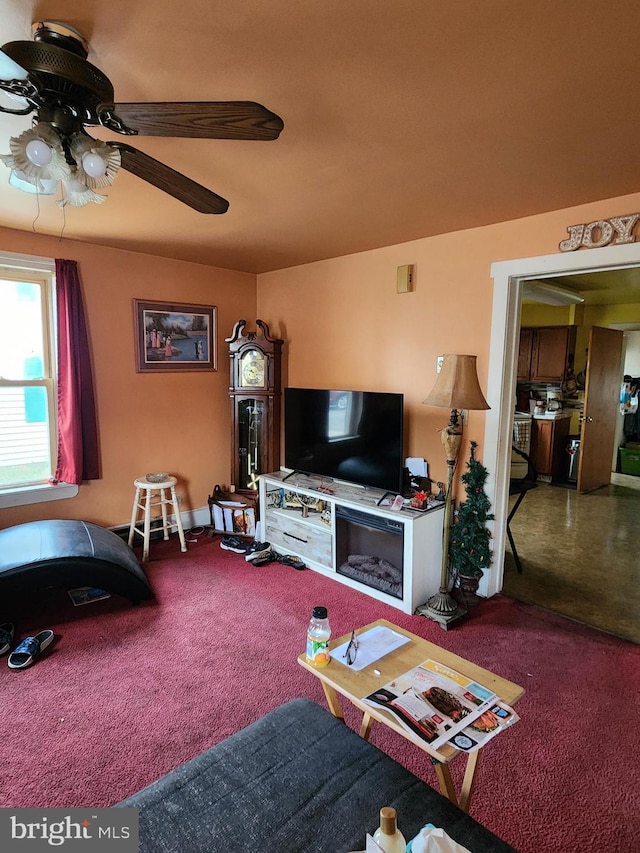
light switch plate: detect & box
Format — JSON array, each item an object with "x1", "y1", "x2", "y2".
[{"x1": 397, "y1": 264, "x2": 414, "y2": 293}]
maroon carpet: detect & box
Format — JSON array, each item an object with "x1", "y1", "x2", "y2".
[{"x1": 1, "y1": 534, "x2": 638, "y2": 853}]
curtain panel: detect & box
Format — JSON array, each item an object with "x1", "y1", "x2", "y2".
[{"x1": 54, "y1": 259, "x2": 100, "y2": 484}]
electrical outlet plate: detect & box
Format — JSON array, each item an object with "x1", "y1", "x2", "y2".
[{"x1": 436, "y1": 356, "x2": 444, "y2": 373}]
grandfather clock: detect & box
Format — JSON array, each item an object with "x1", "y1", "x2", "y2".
[{"x1": 226, "y1": 320, "x2": 283, "y2": 494}]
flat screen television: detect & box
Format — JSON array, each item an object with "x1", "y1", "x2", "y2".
[{"x1": 284, "y1": 388, "x2": 404, "y2": 493}]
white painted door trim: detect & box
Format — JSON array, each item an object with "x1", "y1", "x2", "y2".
[{"x1": 481, "y1": 241, "x2": 640, "y2": 598}]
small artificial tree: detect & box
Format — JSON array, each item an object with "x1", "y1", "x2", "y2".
[{"x1": 448, "y1": 441, "x2": 494, "y2": 581}]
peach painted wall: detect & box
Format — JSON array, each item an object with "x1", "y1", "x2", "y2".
[
  {"x1": 257, "y1": 191, "x2": 640, "y2": 491},
  {"x1": 0, "y1": 226, "x2": 256, "y2": 529},
  {"x1": 4, "y1": 190, "x2": 640, "y2": 525}
]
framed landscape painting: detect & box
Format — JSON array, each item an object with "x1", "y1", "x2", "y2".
[{"x1": 133, "y1": 299, "x2": 216, "y2": 373}]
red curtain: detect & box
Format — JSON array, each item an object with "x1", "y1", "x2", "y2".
[{"x1": 54, "y1": 259, "x2": 100, "y2": 484}]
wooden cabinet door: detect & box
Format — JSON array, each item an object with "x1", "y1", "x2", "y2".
[
  {"x1": 550, "y1": 417, "x2": 571, "y2": 480},
  {"x1": 530, "y1": 327, "x2": 575, "y2": 381},
  {"x1": 531, "y1": 419, "x2": 553, "y2": 475},
  {"x1": 517, "y1": 329, "x2": 534, "y2": 380}
]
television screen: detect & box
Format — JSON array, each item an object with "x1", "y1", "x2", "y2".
[{"x1": 284, "y1": 388, "x2": 404, "y2": 493}]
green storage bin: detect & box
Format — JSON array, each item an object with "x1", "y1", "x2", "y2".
[{"x1": 620, "y1": 447, "x2": 640, "y2": 476}]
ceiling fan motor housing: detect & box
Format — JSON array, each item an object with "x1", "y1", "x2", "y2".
[{"x1": 2, "y1": 39, "x2": 114, "y2": 127}]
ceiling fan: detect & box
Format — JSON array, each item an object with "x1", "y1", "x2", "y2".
[{"x1": 0, "y1": 20, "x2": 284, "y2": 212}]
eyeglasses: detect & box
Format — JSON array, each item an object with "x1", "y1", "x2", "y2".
[{"x1": 344, "y1": 630, "x2": 358, "y2": 666}]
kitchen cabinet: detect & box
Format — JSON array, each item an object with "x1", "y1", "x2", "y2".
[
  {"x1": 531, "y1": 416, "x2": 572, "y2": 479},
  {"x1": 518, "y1": 326, "x2": 576, "y2": 381}
]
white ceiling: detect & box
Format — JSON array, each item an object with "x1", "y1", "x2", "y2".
[{"x1": 2, "y1": 1, "x2": 640, "y2": 275}]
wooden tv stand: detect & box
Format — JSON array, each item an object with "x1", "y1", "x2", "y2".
[{"x1": 259, "y1": 471, "x2": 444, "y2": 614}]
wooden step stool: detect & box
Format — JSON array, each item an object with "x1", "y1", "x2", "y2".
[{"x1": 128, "y1": 475, "x2": 188, "y2": 562}]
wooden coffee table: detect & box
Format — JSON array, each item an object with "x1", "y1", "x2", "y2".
[{"x1": 298, "y1": 618, "x2": 524, "y2": 813}]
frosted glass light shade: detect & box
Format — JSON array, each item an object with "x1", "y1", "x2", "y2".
[
  {"x1": 522, "y1": 281, "x2": 584, "y2": 305},
  {"x1": 0, "y1": 49, "x2": 29, "y2": 81},
  {"x1": 57, "y1": 177, "x2": 106, "y2": 207},
  {"x1": 9, "y1": 169, "x2": 57, "y2": 195},
  {"x1": 1, "y1": 123, "x2": 70, "y2": 182},
  {"x1": 70, "y1": 135, "x2": 120, "y2": 189}
]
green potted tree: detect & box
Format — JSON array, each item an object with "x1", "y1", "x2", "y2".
[{"x1": 449, "y1": 441, "x2": 494, "y2": 606}]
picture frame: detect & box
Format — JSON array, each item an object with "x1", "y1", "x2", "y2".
[{"x1": 133, "y1": 299, "x2": 216, "y2": 373}]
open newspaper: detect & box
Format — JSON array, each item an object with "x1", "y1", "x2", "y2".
[{"x1": 363, "y1": 659, "x2": 502, "y2": 751}]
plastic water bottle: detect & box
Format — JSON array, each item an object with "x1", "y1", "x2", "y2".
[
  {"x1": 305, "y1": 606, "x2": 331, "y2": 668},
  {"x1": 373, "y1": 807, "x2": 406, "y2": 853}
]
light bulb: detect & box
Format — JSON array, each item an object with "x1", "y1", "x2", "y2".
[
  {"x1": 81, "y1": 151, "x2": 107, "y2": 178},
  {"x1": 25, "y1": 139, "x2": 53, "y2": 167}
]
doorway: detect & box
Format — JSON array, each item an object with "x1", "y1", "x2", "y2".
[
  {"x1": 501, "y1": 271, "x2": 639, "y2": 641},
  {"x1": 483, "y1": 241, "x2": 640, "y2": 609}
]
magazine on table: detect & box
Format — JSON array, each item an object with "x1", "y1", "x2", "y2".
[
  {"x1": 363, "y1": 659, "x2": 498, "y2": 750},
  {"x1": 445, "y1": 699, "x2": 520, "y2": 753}
]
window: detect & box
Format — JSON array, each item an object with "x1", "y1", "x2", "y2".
[
  {"x1": 0, "y1": 251, "x2": 77, "y2": 506},
  {"x1": 0, "y1": 265, "x2": 55, "y2": 488}
]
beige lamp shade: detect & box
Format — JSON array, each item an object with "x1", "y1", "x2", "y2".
[{"x1": 423, "y1": 354, "x2": 490, "y2": 411}]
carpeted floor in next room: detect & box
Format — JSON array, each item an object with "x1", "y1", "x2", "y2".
[{"x1": 1, "y1": 534, "x2": 639, "y2": 853}]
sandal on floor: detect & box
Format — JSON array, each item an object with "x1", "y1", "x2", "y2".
[
  {"x1": 7, "y1": 629, "x2": 54, "y2": 670},
  {"x1": 251, "y1": 550, "x2": 279, "y2": 567},
  {"x1": 278, "y1": 554, "x2": 306, "y2": 570},
  {"x1": 0, "y1": 622, "x2": 15, "y2": 656}
]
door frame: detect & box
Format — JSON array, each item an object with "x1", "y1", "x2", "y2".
[{"x1": 482, "y1": 241, "x2": 640, "y2": 598}]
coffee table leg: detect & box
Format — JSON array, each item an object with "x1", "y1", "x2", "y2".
[
  {"x1": 459, "y1": 750, "x2": 481, "y2": 813},
  {"x1": 431, "y1": 759, "x2": 459, "y2": 808},
  {"x1": 359, "y1": 712, "x2": 374, "y2": 740},
  {"x1": 320, "y1": 682, "x2": 345, "y2": 721}
]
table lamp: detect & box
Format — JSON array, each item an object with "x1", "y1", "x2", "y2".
[{"x1": 420, "y1": 354, "x2": 490, "y2": 629}]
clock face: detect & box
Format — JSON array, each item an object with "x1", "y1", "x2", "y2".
[{"x1": 240, "y1": 349, "x2": 266, "y2": 387}]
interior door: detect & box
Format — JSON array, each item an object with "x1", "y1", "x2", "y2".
[{"x1": 577, "y1": 326, "x2": 624, "y2": 493}]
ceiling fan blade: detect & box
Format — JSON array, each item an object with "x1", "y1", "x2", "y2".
[
  {"x1": 111, "y1": 101, "x2": 284, "y2": 141},
  {"x1": 111, "y1": 144, "x2": 229, "y2": 214}
]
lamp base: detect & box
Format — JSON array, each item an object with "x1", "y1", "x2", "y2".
[{"x1": 416, "y1": 591, "x2": 467, "y2": 631}]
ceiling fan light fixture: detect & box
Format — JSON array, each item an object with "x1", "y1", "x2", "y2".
[
  {"x1": 522, "y1": 280, "x2": 585, "y2": 306},
  {"x1": 57, "y1": 176, "x2": 106, "y2": 208},
  {"x1": 70, "y1": 134, "x2": 121, "y2": 189},
  {"x1": 1, "y1": 122, "x2": 70, "y2": 184}
]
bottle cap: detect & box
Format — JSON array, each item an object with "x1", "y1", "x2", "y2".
[
  {"x1": 379, "y1": 806, "x2": 397, "y2": 835},
  {"x1": 312, "y1": 606, "x2": 328, "y2": 619}
]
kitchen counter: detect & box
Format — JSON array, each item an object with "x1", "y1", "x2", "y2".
[
  {"x1": 530, "y1": 414, "x2": 573, "y2": 479},
  {"x1": 533, "y1": 411, "x2": 572, "y2": 420}
]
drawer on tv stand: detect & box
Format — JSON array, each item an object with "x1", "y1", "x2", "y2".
[{"x1": 265, "y1": 512, "x2": 332, "y2": 568}]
